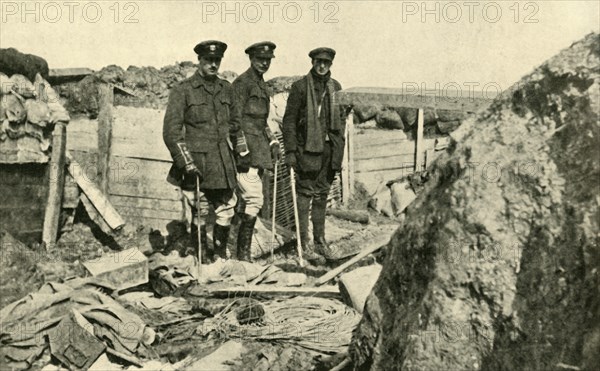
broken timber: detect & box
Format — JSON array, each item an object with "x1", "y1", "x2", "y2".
[
  {"x1": 67, "y1": 151, "x2": 125, "y2": 230},
  {"x1": 195, "y1": 285, "x2": 341, "y2": 299},
  {"x1": 316, "y1": 234, "x2": 391, "y2": 286}
]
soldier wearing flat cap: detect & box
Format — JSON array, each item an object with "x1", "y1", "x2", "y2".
[
  {"x1": 163, "y1": 40, "x2": 241, "y2": 262},
  {"x1": 230, "y1": 41, "x2": 281, "y2": 261},
  {"x1": 282, "y1": 47, "x2": 345, "y2": 264}
]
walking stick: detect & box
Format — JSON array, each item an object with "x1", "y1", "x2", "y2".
[
  {"x1": 290, "y1": 168, "x2": 305, "y2": 267},
  {"x1": 270, "y1": 161, "x2": 278, "y2": 262},
  {"x1": 196, "y1": 175, "x2": 202, "y2": 280}
]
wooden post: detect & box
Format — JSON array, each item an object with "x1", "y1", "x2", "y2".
[
  {"x1": 97, "y1": 84, "x2": 114, "y2": 195},
  {"x1": 347, "y1": 110, "x2": 355, "y2": 202},
  {"x1": 414, "y1": 108, "x2": 424, "y2": 172},
  {"x1": 341, "y1": 113, "x2": 351, "y2": 205},
  {"x1": 42, "y1": 122, "x2": 67, "y2": 249}
]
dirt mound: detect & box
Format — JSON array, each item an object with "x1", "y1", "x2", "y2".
[
  {"x1": 0, "y1": 48, "x2": 49, "y2": 82},
  {"x1": 56, "y1": 62, "x2": 238, "y2": 117},
  {"x1": 349, "y1": 33, "x2": 599, "y2": 370},
  {"x1": 266, "y1": 75, "x2": 303, "y2": 95}
]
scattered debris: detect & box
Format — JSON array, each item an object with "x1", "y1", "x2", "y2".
[
  {"x1": 82, "y1": 248, "x2": 149, "y2": 291},
  {"x1": 338, "y1": 264, "x2": 382, "y2": 313}
]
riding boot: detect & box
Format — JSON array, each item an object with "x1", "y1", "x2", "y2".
[
  {"x1": 237, "y1": 213, "x2": 257, "y2": 262},
  {"x1": 213, "y1": 224, "x2": 230, "y2": 260},
  {"x1": 312, "y1": 194, "x2": 329, "y2": 256}
]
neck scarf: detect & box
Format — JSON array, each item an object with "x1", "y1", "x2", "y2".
[{"x1": 305, "y1": 70, "x2": 341, "y2": 153}]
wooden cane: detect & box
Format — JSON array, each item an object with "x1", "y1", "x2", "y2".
[
  {"x1": 290, "y1": 168, "x2": 305, "y2": 267},
  {"x1": 196, "y1": 175, "x2": 203, "y2": 280},
  {"x1": 270, "y1": 161, "x2": 279, "y2": 262}
]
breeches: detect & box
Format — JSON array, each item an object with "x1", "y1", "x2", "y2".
[
  {"x1": 237, "y1": 167, "x2": 264, "y2": 217},
  {"x1": 182, "y1": 188, "x2": 237, "y2": 226}
]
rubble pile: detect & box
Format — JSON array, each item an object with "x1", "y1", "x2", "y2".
[
  {"x1": 350, "y1": 32, "x2": 599, "y2": 370},
  {"x1": 0, "y1": 71, "x2": 70, "y2": 162}
]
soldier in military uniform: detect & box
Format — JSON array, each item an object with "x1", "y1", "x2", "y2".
[
  {"x1": 282, "y1": 47, "x2": 345, "y2": 263},
  {"x1": 163, "y1": 40, "x2": 241, "y2": 262},
  {"x1": 231, "y1": 41, "x2": 281, "y2": 261}
]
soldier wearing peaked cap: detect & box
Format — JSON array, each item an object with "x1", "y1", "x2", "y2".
[
  {"x1": 231, "y1": 41, "x2": 281, "y2": 262},
  {"x1": 282, "y1": 47, "x2": 346, "y2": 264},
  {"x1": 163, "y1": 40, "x2": 241, "y2": 262}
]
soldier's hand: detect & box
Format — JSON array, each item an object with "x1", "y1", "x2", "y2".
[
  {"x1": 270, "y1": 143, "x2": 281, "y2": 163},
  {"x1": 185, "y1": 163, "x2": 203, "y2": 181},
  {"x1": 285, "y1": 152, "x2": 297, "y2": 171}
]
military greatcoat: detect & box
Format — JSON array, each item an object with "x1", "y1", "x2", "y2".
[
  {"x1": 163, "y1": 72, "x2": 239, "y2": 191},
  {"x1": 231, "y1": 67, "x2": 275, "y2": 171}
]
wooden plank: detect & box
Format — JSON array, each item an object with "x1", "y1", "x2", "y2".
[
  {"x1": 66, "y1": 117, "x2": 98, "y2": 153},
  {"x1": 108, "y1": 156, "x2": 172, "y2": 183},
  {"x1": 109, "y1": 179, "x2": 181, "y2": 201},
  {"x1": 110, "y1": 195, "x2": 184, "y2": 213},
  {"x1": 80, "y1": 193, "x2": 113, "y2": 234},
  {"x1": 43, "y1": 122, "x2": 67, "y2": 248},
  {"x1": 198, "y1": 285, "x2": 341, "y2": 299},
  {"x1": 116, "y1": 205, "x2": 183, "y2": 221},
  {"x1": 97, "y1": 84, "x2": 114, "y2": 194},
  {"x1": 336, "y1": 87, "x2": 493, "y2": 111},
  {"x1": 354, "y1": 132, "x2": 410, "y2": 150},
  {"x1": 414, "y1": 108, "x2": 424, "y2": 172},
  {"x1": 316, "y1": 235, "x2": 391, "y2": 285},
  {"x1": 49, "y1": 68, "x2": 94, "y2": 77},
  {"x1": 111, "y1": 106, "x2": 171, "y2": 161},
  {"x1": 67, "y1": 152, "x2": 125, "y2": 230},
  {"x1": 0, "y1": 184, "x2": 48, "y2": 207},
  {"x1": 356, "y1": 156, "x2": 415, "y2": 173}
]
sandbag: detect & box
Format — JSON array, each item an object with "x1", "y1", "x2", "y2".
[
  {"x1": 0, "y1": 72, "x2": 12, "y2": 95},
  {"x1": 25, "y1": 99, "x2": 50, "y2": 126},
  {"x1": 375, "y1": 109, "x2": 404, "y2": 130},
  {"x1": 9, "y1": 74, "x2": 36, "y2": 98},
  {"x1": 3, "y1": 94, "x2": 25, "y2": 123}
]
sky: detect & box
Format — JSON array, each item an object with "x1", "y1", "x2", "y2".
[{"x1": 1, "y1": 0, "x2": 598, "y2": 94}]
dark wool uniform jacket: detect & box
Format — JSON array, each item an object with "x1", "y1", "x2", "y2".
[
  {"x1": 282, "y1": 73, "x2": 345, "y2": 173},
  {"x1": 231, "y1": 67, "x2": 275, "y2": 171},
  {"x1": 163, "y1": 72, "x2": 239, "y2": 191}
]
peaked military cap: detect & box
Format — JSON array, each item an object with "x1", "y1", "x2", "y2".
[
  {"x1": 245, "y1": 41, "x2": 276, "y2": 58},
  {"x1": 194, "y1": 40, "x2": 227, "y2": 58},
  {"x1": 309, "y1": 47, "x2": 336, "y2": 61}
]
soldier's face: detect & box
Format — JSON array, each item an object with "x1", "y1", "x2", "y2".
[
  {"x1": 312, "y1": 58, "x2": 332, "y2": 76},
  {"x1": 198, "y1": 56, "x2": 222, "y2": 77},
  {"x1": 250, "y1": 56, "x2": 272, "y2": 75}
]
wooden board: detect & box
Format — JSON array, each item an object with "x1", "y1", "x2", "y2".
[
  {"x1": 355, "y1": 143, "x2": 412, "y2": 160},
  {"x1": 0, "y1": 163, "x2": 48, "y2": 243},
  {"x1": 355, "y1": 156, "x2": 416, "y2": 173},
  {"x1": 66, "y1": 117, "x2": 98, "y2": 153},
  {"x1": 336, "y1": 87, "x2": 493, "y2": 111},
  {"x1": 109, "y1": 179, "x2": 181, "y2": 201},
  {"x1": 111, "y1": 106, "x2": 171, "y2": 161}
]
